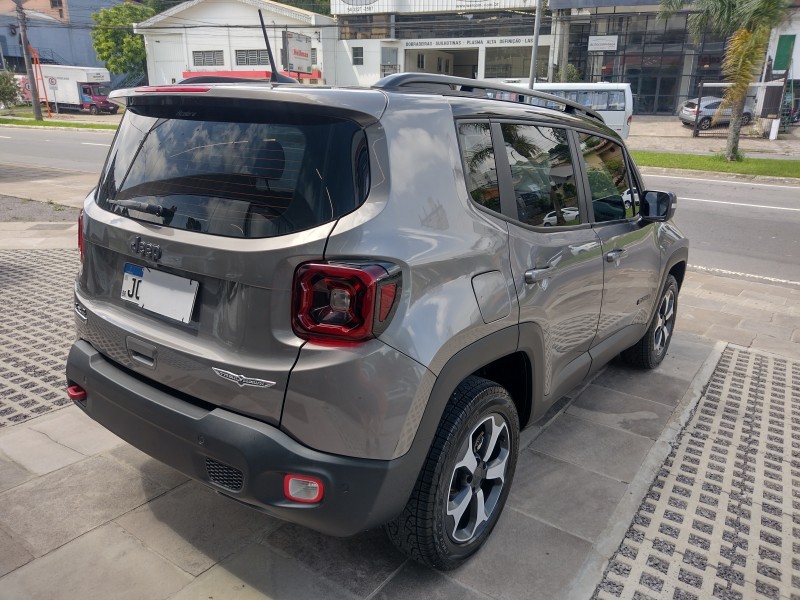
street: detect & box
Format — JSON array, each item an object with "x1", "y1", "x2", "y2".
[
  {"x1": 2, "y1": 127, "x2": 799, "y2": 282},
  {"x1": 0, "y1": 127, "x2": 113, "y2": 173},
  {"x1": 647, "y1": 173, "x2": 800, "y2": 283}
]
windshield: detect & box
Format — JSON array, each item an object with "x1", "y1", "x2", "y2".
[
  {"x1": 96, "y1": 104, "x2": 370, "y2": 238},
  {"x1": 90, "y1": 85, "x2": 110, "y2": 97}
]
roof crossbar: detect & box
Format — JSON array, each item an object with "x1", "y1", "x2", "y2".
[{"x1": 373, "y1": 73, "x2": 604, "y2": 125}]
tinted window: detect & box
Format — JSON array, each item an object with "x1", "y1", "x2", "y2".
[
  {"x1": 579, "y1": 134, "x2": 638, "y2": 223},
  {"x1": 97, "y1": 107, "x2": 369, "y2": 238},
  {"x1": 458, "y1": 123, "x2": 500, "y2": 214},
  {"x1": 500, "y1": 124, "x2": 579, "y2": 227}
]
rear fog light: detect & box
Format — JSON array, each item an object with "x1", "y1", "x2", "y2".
[{"x1": 284, "y1": 474, "x2": 324, "y2": 503}]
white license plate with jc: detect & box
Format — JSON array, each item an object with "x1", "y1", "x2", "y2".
[{"x1": 121, "y1": 263, "x2": 199, "y2": 324}]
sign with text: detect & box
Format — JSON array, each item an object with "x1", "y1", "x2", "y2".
[
  {"x1": 332, "y1": 0, "x2": 533, "y2": 15},
  {"x1": 284, "y1": 31, "x2": 313, "y2": 74},
  {"x1": 587, "y1": 35, "x2": 618, "y2": 52}
]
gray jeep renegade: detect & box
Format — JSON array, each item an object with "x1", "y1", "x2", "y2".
[{"x1": 66, "y1": 73, "x2": 688, "y2": 570}]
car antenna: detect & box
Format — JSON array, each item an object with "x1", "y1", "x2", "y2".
[{"x1": 258, "y1": 9, "x2": 278, "y2": 83}]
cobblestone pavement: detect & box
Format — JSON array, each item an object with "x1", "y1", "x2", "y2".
[
  {"x1": 594, "y1": 346, "x2": 800, "y2": 600},
  {"x1": 0, "y1": 249, "x2": 78, "y2": 427}
]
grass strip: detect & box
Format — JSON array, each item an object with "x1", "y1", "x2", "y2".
[
  {"x1": 630, "y1": 150, "x2": 800, "y2": 179},
  {"x1": 0, "y1": 117, "x2": 118, "y2": 130}
]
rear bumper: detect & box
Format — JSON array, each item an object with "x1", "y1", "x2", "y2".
[{"x1": 66, "y1": 339, "x2": 420, "y2": 536}]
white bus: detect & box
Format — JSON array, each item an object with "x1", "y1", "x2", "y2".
[{"x1": 488, "y1": 81, "x2": 634, "y2": 139}]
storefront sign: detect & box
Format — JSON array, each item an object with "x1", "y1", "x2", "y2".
[
  {"x1": 333, "y1": 0, "x2": 534, "y2": 15},
  {"x1": 284, "y1": 31, "x2": 313, "y2": 74},
  {"x1": 588, "y1": 35, "x2": 618, "y2": 52},
  {"x1": 403, "y1": 35, "x2": 537, "y2": 48}
]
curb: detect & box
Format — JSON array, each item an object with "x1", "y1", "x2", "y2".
[
  {"x1": 638, "y1": 166, "x2": 800, "y2": 186},
  {"x1": 0, "y1": 123, "x2": 117, "y2": 132},
  {"x1": 567, "y1": 340, "x2": 728, "y2": 600}
]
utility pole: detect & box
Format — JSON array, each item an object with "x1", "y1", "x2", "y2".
[
  {"x1": 527, "y1": 0, "x2": 543, "y2": 89},
  {"x1": 13, "y1": 0, "x2": 43, "y2": 120}
]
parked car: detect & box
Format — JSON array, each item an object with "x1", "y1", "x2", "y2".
[
  {"x1": 543, "y1": 207, "x2": 580, "y2": 226},
  {"x1": 679, "y1": 96, "x2": 754, "y2": 130},
  {"x1": 66, "y1": 73, "x2": 687, "y2": 571},
  {"x1": 622, "y1": 187, "x2": 639, "y2": 209}
]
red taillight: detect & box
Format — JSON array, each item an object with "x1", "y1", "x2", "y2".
[
  {"x1": 292, "y1": 261, "x2": 400, "y2": 346},
  {"x1": 627, "y1": 114, "x2": 632, "y2": 126},
  {"x1": 67, "y1": 385, "x2": 86, "y2": 403},
  {"x1": 78, "y1": 209, "x2": 84, "y2": 262},
  {"x1": 134, "y1": 85, "x2": 211, "y2": 94},
  {"x1": 284, "y1": 474, "x2": 324, "y2": 503}
]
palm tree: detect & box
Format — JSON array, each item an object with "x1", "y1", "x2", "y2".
[{"x1": 660, "y1": 0, "x2": 789, "y2": 160}]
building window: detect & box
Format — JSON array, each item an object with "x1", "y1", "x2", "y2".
[
  {"x1": 235, "y1": 50, "x2": 269, "y2": 66},
  {"x1": 311, "y1": 47, "x2": 317, "y2": 65},
  {"x1": 50, "y1": 0, "x2": 62, "y2": 8},
  {"x1": 352, "y1": 46, "x2": 363, "y2": 65},
  {"x1": 445, "y1": 59, "x2": 450, "y2": 73},
  {"x1": 192, "y1": 50, "x2": 224, "y2": 67},
  {"x1": 417, "y1": 53, "x2": 425, "y2": 69}
]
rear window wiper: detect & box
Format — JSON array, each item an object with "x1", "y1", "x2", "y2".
[{"x1": 108, "y1": 199, "x2": 175, "y2": 218}]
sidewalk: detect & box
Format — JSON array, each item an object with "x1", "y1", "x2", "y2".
[
  {"x1": 0, "y1": 218, "x2": 799, "y2": 598},
  {"x1": 626, "y1": 116, "x2": 800, "y2": 158}
]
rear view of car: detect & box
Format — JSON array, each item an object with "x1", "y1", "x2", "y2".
[{"x1": 67, "y1": 75, "x2": 686, "y2": 572}]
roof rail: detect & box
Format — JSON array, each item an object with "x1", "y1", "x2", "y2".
[{"x1": 372, "y1": 73, "x2": 604, "y2": 125}]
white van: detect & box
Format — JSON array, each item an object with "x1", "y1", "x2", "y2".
[{"x1": 488, "y1": 81, "x2": 634, "y2": 139}]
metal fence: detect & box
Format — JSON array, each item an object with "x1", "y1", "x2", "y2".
[{"x1": 681, "y1": 81, "x2": 785, "y2": 138}]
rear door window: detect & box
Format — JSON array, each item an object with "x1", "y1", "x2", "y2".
[
  {"x1": 499, "y1": 123, "x2": 580, "y2": 228},
  {"x1": 97, "y1": 105, "x2": 369, "y2": 238}
]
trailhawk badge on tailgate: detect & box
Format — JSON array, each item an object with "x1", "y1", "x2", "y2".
[{"x1": 212, "y1": 368, "x2": 276, "y2": 388}]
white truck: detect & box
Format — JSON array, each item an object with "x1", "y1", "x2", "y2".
[{"x1": 31, "y1": 65, "x2": 118, "y2": 115}]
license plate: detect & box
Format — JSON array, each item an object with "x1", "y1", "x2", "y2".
[{"x1": 121, "y1": 263, "x2": 199, "y2": 324}]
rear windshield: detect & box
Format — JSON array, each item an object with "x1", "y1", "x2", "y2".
[{"x1": 97, "y1": 104, "x2": 370, "y2": 238}]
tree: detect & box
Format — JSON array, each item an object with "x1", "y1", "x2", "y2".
[
  {"x1": 660, "y1": 0, "x2": 789, "y2": 160},
  {"x1": 558, "y1": 64, "x2": 582, "y2": 83},
  {"x1": 0, "y1": 70, "x2": 20, "y2": 109},
  {"x1": 91, "y1": 3, "x2": 155, "y2": 75}
]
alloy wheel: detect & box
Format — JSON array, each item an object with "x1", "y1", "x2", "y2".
[
  {"x1": 446, "y1": 413, "x2": 510, "y2": 543},
  {"x1": 653, "y1": 287, "x2": 676, "y2": 356}
]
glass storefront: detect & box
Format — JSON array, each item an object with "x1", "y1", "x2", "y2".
[
  {"x1": 340, "y1": 12, "x2": 551, "y2": 40},
  {"x1": 565, "y1": 11, "x2": 727, "y2": 114}
]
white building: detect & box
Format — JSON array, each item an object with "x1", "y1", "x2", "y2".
[
  {"x1": 767, "y1": 5, "x2": 798, "y2": 102},
  {"x1": 134, "y1": 0, "x2": 336, "y2": 85},
  {"x1": 330, "y1": 0, "x2": 551, "y2": 87}
]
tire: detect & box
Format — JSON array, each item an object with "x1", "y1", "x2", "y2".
[
  {"x1": 89, "y1": 105, "x2": 99, "y2": 115},
  {"x1": 384, "y1": 376, "x2": 519, "y2": 570},
  {"x1": 697, "y1": 117, "x2": 712, "y2": 130},
  {"x1": 621, "y1": 274, "x2": 679, "y2": 369},
  {"x1": 110, "y1": 107, "x2": 119, "y2": 115},
  {"x1": 740, "y1": 113, "x2": 752, "y2": 126}
]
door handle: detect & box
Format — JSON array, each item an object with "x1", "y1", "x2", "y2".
[
  {"x1": 606, "y1": 248, "x2": 627, "y2": 263},
  {"x1": 525, "y1": 267, "x2": 551, "y2": 284}
]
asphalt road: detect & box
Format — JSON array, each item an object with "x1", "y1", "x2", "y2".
[
  {"x1": 0, "y1": 127, "x2": 113, "y2": 173},
  {"x1": 2, "y1": 127, "x2": 799, "y2": 283},
  {"x1": 644, "y1": 173, "x2": 800, "y2": 284}
]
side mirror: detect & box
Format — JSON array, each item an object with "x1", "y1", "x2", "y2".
[{"x1": 640, "y1": 191, "x2": 677, "y2": 222}]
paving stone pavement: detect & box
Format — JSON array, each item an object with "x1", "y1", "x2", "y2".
[
  {"x1": 594, "y1": 346, "x2": 800, "y2": 600},
  {"x1": 0, "y1": 249, "x2": 77, "y2": 427},
  {"x1": 1, "y1": 242, "x2": 799, "y2": 598}
]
